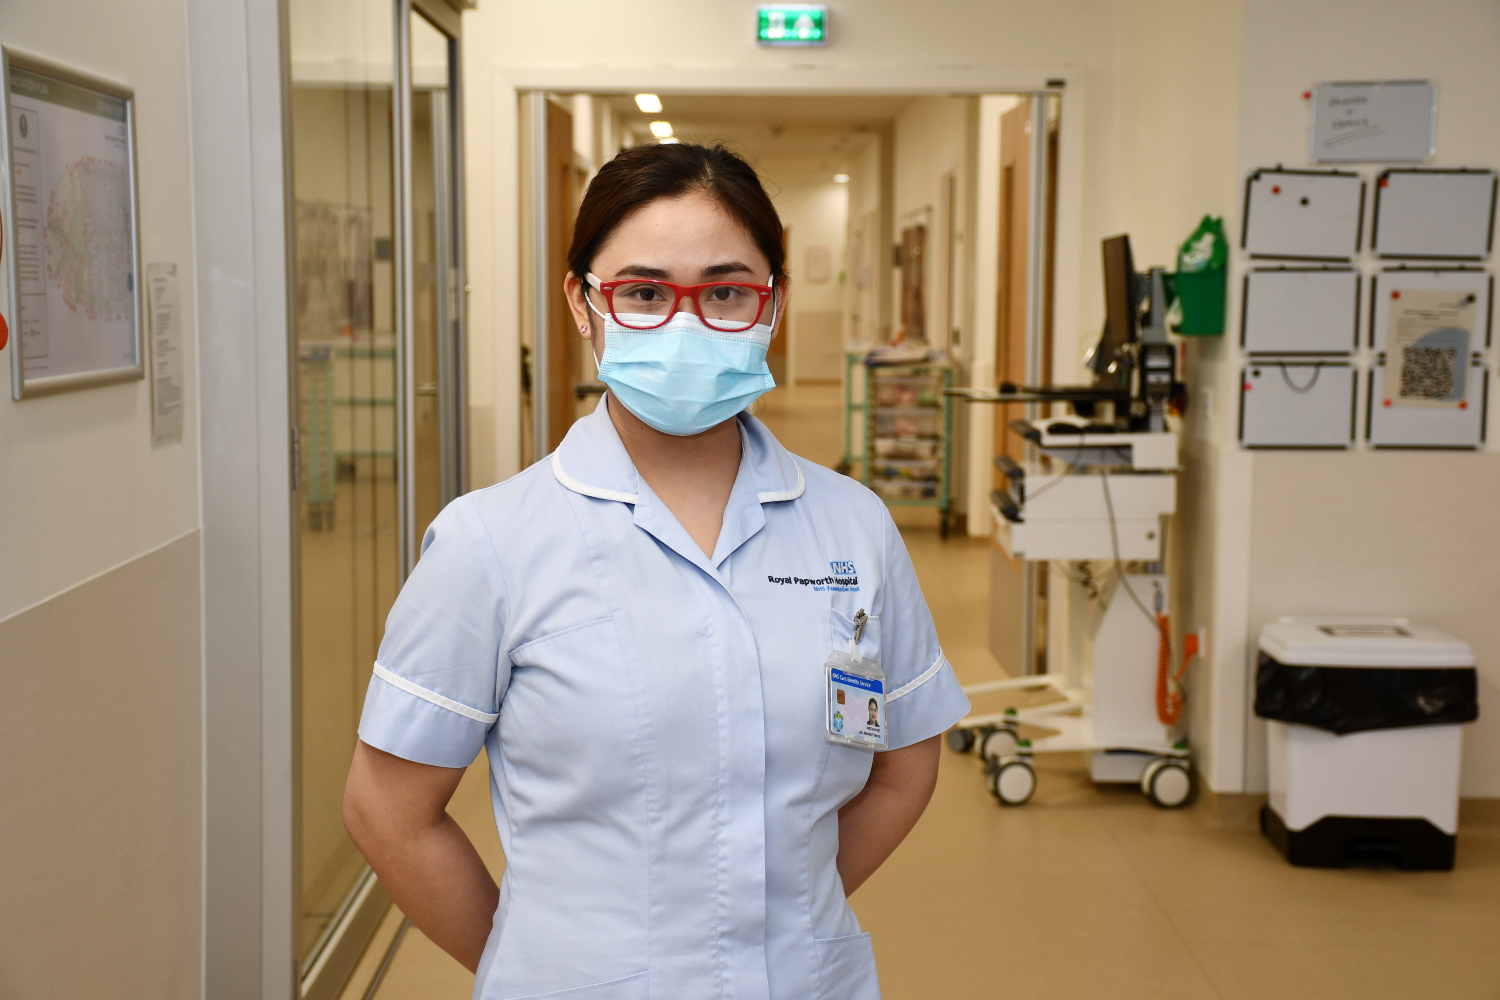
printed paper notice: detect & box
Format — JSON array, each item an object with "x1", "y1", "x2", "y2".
[
  {"x1": 147, "y1": 263, "x2": 183, "y2": 444},
  {"x1": 1382, "y1": 289, "x2": 1473, "y2": 409}
]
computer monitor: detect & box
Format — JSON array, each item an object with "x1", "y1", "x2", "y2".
[{"x1": 1092, "y1": 234, "x2": 1138, "y2": 390}]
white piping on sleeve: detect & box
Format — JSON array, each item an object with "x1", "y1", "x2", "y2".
[
  {"x1": 372, "y1": 663, "x2": 500, "y2": 724},
  {"x1": 887, "y1": 651, "x2": 947, "y2": 702},
  {"x1": 757, "y1": 462, "x2": 805, "y2": 503},
  {"x1": 551, "y1": 451, "x2": 639, "y2": 503}
]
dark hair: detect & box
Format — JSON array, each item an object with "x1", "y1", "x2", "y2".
[{"x1": 568, "y1": 142, "x2": 785, "y2": 284}]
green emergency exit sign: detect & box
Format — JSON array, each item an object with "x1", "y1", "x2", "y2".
[{"x1": 757, "y1": 5, "x2": 827, "y2": 46}]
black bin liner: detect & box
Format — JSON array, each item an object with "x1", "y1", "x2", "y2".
[{"x1": 1255, "y1": 653, "x2": 1478, "y2": 735}]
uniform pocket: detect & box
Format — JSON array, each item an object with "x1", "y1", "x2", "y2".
[
  {"x1": 815, "y1": 932, "x2": 881, "y2": 1000},
  {"x1": 503, "y1": 970, "x2": 648, "y2": 1000}
]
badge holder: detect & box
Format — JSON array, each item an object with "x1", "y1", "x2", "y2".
[{"x1": 826, "y1": 609, "x2": 888, "y2": 751}]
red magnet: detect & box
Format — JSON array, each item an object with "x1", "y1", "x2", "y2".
[
  {"x1": 1384, "y1": 398, "x2": 1393, "y2": 407},
  {"x1": 1392, "y1": 290, "x2": 1401, "y2": 299},
  {"x1": 1460, "y1": 400, "x2": 1468, "y2": 409},
  {"x1": 1271, "y1": 185, "x2": 1281, "y2": 194}
]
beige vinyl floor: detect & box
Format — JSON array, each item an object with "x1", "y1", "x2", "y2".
[{"x1": 338, "y1": 384, "x2": 1500, "y2": 1000}]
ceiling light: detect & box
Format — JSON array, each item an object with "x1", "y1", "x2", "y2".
[
  {"x1": 650, "y1": 121, "x2": 674, "y2": 138},
  {"x1": 634, "y1": 94, "x2": 663, "y2": 114},
  {"x1": 833, "y1": 173, "x2": 850, "y2": 183}
]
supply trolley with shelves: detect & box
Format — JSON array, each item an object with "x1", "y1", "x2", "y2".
[{"x1": 860, "y1": 356, "x2": 954, "y2": 537}]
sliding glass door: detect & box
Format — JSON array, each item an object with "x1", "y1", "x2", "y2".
[{"x1": 285, "y1": 1, "x2": 464, "y2": 995}]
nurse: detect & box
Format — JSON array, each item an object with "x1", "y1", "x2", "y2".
[{"x1": 344, "y1": 141, "x2": 970, "y2": 1000}]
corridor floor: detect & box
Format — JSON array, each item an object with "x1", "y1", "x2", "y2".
[{"x1": 338, "y1": 384, "x2": 1500, "y2": 1000}]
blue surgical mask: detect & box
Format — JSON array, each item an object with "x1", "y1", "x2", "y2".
[{"x1": 592, "y1": 308, "x2": 777, "y2": 436}]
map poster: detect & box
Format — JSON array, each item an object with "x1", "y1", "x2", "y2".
[
  {"x1": 6, "y1": 59, "x2": 140, "y2": 395},
  {"x1": 1381, "y1": 288, "x2": 1474, "y2": 409}
]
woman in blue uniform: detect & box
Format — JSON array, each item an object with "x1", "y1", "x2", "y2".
[{"x1": 344, "y1": 142, "x2": 970, "y2": 1000}]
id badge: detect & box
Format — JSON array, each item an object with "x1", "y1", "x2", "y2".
[{"x1": 825, "y1": 649, "x2": 888, "y2": 751}]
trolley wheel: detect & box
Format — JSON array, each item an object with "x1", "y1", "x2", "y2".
[
  {"x1": 987, "y1": 756, "x2": 1036, "y2": 806},
  {"x1": 1141, "y1": 757, "x2": 1194, "y2": 809},
  {"x1": 939, "y1": 512, "x2": 950, "y2": 539},
  {"x1": 946, "y1": 728, "x2": 975, "y2": 754},
  {"x1": 979, "y1": 726, "x2": 1020, "y2": 763}
]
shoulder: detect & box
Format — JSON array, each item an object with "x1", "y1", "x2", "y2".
[
  {"x1": 791, "y1": 454, "x2": 889, "y2": 520},
  {"x1": 462, "y1": 455, "x2": 574, "y2": 523}
]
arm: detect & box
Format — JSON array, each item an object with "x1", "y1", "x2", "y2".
[
  {"x1": 835, "y1": 734, "x2": 941, "y2": 895},
  {"x1": 343, "y1": 740, "x2": 499, "y2": 972}
]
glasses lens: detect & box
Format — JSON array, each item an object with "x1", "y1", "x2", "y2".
[
  {"x1": 608, "y1": 282, "x2": 676, "y2": 328},
  {"x1": 696, "y1": 284, "x2": 766, "y2": 331}
]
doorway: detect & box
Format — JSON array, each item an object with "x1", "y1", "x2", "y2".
[{"x1": 284, "y1": 1, "x2": 466, "y2": 996}]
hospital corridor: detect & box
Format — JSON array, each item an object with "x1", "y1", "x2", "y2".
[{"x1": 3, "y1": 2, "x2": 1500, "y2": 1000}]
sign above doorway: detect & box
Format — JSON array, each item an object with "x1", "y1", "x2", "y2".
[{"x1": 757, "y1": 4, "x2": 827, "y2": 47}]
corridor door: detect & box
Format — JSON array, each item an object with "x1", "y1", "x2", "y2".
[
  {"x1": 285, "y1": 2, "x2": 465, "y2": 997},
  {"x1": 990, "y1": 95, "x2": 1058, "y2": 677}
]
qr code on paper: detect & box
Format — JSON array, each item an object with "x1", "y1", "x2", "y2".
[{"x1": 1399, "y1": 346, "x2": 1456, "y2": 400}]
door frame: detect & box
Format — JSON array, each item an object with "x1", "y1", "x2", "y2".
[{"x1": 489, "y1": 68, "x2": 1085, "y2": 498}]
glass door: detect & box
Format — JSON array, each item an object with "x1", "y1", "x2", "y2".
[{"x1": 286, "y1": 2, "x2": 464, "y2": 995}]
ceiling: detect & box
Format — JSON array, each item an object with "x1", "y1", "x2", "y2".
[{"x1": 594, "y1": 93, "x2": 915, "y2": 178}]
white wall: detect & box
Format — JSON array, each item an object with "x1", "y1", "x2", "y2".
[
  {"x1": 0, "y1": 4, "x2": 201, "y2": 619},
  {"x1": 770, "y1": 175, "x2": 848, "y2": 382},
  {"x1": 1106, "y1": 0, "x2": 1247, "y2": 791},
  {"x1": 1229, "y1": 0, "x2": 1500, "y2": 797},
  {"x1": 0, "y1": 1, "x2": 208, "y2": 996}
]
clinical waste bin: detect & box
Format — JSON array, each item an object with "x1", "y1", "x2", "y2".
[{"x1": 1255, "y1": 616, "x2": 1477, "y2": 870}]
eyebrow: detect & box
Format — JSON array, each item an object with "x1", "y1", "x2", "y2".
[{"x1": 611, "y1": 261, "x2": 757, "y2": 280}]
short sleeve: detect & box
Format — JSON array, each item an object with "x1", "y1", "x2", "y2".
[
  {"x1": 876, "y1": 506, "x2": 971, "y2": 751},
  {"x1": 357, "y1": 496, "x2": 511, "y2": 767}
]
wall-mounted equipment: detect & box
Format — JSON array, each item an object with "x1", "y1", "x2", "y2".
[
  {"x1": 1242, "y1": 168, "x2": 1365, "y2": 261},
  {"x1": 2, "y1": 48, "x2": 143, "y2": 398},
  {"x1": 1366, "y1": 357, "x2": 1487, "y2": 449},
  {"x1": 1309, "y1": 81, "x2": 1436, "y2": 164},
  {"x1": 1371, "y1": 168, "x2": 1497, "y2": 260},
  {"x1": 1240, "y1": 360, "x2": 1356, "y2": 449},
  {"x1": 1370, "y1": 268, "x2": 1491, "y2": 352},
  {"x1": 1242, "y1": 267, "x2": 1359, "y2": 354}
]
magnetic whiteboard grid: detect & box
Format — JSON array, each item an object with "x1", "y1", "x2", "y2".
[
  {"x1": 1370, "y1": 269, "x2": 1493, "y2": 351},
  {"x1": 1367, "y1": 361, "x2": 1488, "y2": 448},
  {"x1": 1242, "y1": 169, "x2": 1365, "y2": 260},
  {"x1": 1242, "y1": 269, "x2": 1359, "y2": 354},
  {"x1": 1373, "y1": 169, "x2": 1497, "y2": 260},
  {"x1": 1240, "y1": 362, "x2": 1355, "y2": 448}
]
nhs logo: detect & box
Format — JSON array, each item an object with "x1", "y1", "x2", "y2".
[{"x1": 829, "y1": 560, "x2": 856, "y2": 575}]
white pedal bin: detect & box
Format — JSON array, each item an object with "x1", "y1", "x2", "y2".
[{"x1": 1255, "y1": 617, "x2": 1477, "y2": 870}]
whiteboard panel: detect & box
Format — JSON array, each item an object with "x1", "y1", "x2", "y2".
[
  {"x1": 1240, "y1": 362, "x2": 1355, "y2": 448},
  {"x1": 1243, "y1": 169, "x2": 1365, "y2": 260},
  {"x1": 1370, "y1": 269, "x2": 1492, "y2": 351},
  {"x1": 1242, "y1": 268, "x2": 1359, "y2": 354},
  {"x1": 1367, "y1": 361, "x2": 1487, "y2": 448},
  {"x1": 1373, "y1": 169, "x2": 1497, "y2": 259},
  {"x1": 1310, "y1": 81, "x2": 1436, "y2": 163}
]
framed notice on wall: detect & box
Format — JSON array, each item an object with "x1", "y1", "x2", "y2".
[{"x1": 2, "y1": 48, "x2": 142, "y2": 399}]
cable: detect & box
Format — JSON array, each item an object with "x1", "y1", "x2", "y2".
[
  {"x1": 1101, "y1": 470, "x2": 1181, "y2": 726},
  {"x1": 1099, "y1": 471, "x2": 1158, "y2": 629},
  {"x1": 1279, "y1": 363, "x2": 1322, "y2": 394}
]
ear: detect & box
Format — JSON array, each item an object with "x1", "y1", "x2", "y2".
[
  {"x1": 770, "y1": 276, "x2": 791, "y2": 339},
  {"x1": 563, "y1": 273, "x2": 595, "y2": 340}
]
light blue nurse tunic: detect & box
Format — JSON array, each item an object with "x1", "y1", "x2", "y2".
[{"x1": 358, "y1": 396, "x2": 970, "y2": 1000}]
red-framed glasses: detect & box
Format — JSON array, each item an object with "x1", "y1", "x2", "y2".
[{"x1": 586, "y1": 272, "x2": 777, "y2": 332}]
